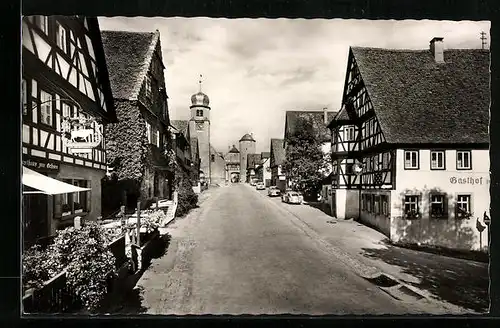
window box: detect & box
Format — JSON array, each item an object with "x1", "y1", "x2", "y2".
[
  {"x1": 403, "y1": 195, "x2": 420, "y2": 219},
  {"x1": 430, "y1": 193, "x2": 448, "y2": 219}
]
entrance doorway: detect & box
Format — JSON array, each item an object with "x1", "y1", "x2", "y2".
[{"x1": 23, "y1": 193, "x2": 48, "y2": 248}]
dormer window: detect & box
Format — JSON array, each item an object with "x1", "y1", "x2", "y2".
[
  {"x1": 145, "y1": 74, "x2": 152, "y2": 99},
  {"x1": 56, "y1": 22, "x2": 68, "y2": 54}
]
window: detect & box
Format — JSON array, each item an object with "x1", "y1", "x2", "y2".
[
  {"x1": 37, "y1": 16, "x2": 49, "y2": 34},
  {"x1": 457, "y1": 151, "x2": 471, "y2": 170},
  {"x1": 456, "y1": 194, "x2": 471, "y2": 219},
  {"x1": 381, "y1": 195, "x2": 389, "y2": 216},
  {"x1": 56, "y1": 22, "x2": 68, "y2": 53},
  {"x1": 22, "y1": 79, "x2": 27, "y2": 115},
  {"x1": 157, "y1": 132, "x2": 161, "y2": 148},
  {"x1": 211, "y1": 154, "x2": 215, "y2": 162},
  {"x1": 145, "y1": 121, "x2": 151, "y2": 143},
  {"x1": 404, "y1": 150, "x2": 419, "y2": 169},
  {"x1": 345, "y1": 163, "x2": 353, "y2": 175},
  {"x1": 367, "y1": 194, "x2": 373, "y2": 212},
  {"x1": 403, "y1": 195, "x2": 420, "y2": 219},
  {"x1": 145, "y1": 74, "x2": 152, "y2": 98},
  {"x1": 430, "y1": 194, "x2": 447, "y2": 219},
  {"x1": 374, "y1": 195, "x2": 380, "y2": 215},
  {"x1": 431, "y1": 151, "x2": 445, "y2": 170},
  {"x1": 40, "y1": 90, "x2": 53, "y2": 126},
  {"x1": 60, "y1": 179, "x2": 89, "y2": 217},
  {"x1": 196, "y1": 109, "x2": 203, "y2": 117},
  {"x1": 344, "y1": 126, "x2": 355, "y2": 141},
  {"x1": 62, "y1": 103, "x2": 72, "y2": 119}
]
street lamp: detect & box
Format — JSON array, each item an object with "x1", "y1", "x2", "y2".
[{"x1": 353, "y1": 161, "x2": 364, "y2": 221}]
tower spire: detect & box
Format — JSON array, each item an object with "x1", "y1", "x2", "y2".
[{"x1": 198, "y1": 74, "x2": 203, "y2": 92}]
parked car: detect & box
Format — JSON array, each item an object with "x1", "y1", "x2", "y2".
[
  {"x1": 282, "y1": 191, "x2": 303, "y2": 204},
  {"x1": 256, "y1": 182, "x2": 266, "y2": 190},
  {"x1": 268, "y1": 186, "x2": 281, "y2": 197}
]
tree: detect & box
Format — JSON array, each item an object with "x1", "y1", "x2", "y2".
[{"x1": 282, "y1": 117, "x2": 328, "y2": 199}]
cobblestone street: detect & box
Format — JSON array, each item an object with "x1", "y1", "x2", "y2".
[{"x1": 108, "y1": 184, "x2": 484, "y2": 315}]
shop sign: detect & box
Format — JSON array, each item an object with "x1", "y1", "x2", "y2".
[
  {"x1": 23, "y1": 155, "x2": 60, "y2": 172},
  {"x1": 61, "y1": 114, "x2": 103, "y2": 154},
  {"x1": 449, "y1": 176, "x2": 489, "y2": 185}
]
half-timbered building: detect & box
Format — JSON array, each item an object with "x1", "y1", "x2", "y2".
[
  {"x1": 100, "y1": 30, "x2": 173, "y2": 213},
  {"x1": 328, "y1": 37, "x2": 490, "y2": 251},
  {"x1": 255, "y1": 152, "x2": 271, "y2": 187},
  {"x1": 22, "y1": 16, "x2": 117, "y2": 245}
]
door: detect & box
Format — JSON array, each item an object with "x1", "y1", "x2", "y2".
[
  {"x1": 330, "y1": 190, "x2": 337, "y2": 218},
  {"x1": 23, "y1": 193, "x2": 49, "y2": 247}
]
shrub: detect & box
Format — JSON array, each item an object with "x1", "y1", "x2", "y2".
[
  {"x1": 22, "y1": 222, "x2": 117, "y2": 312},
  {"x1": 175, "y1": 166, "x2": 198, "y2": 217},
  {"x1": 52, "y1": 222, "x2": 116, "y2": 312},
  {"x1": 22, "y1": 244, "x2": 64, "y2": 293}
]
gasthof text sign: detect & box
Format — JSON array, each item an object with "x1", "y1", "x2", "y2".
[{"x1": 450, "y1": 176, "x2": 489, "y2": 185}]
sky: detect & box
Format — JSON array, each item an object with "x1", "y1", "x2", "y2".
[{"x1": 98, "y1": 17, "x2": 490, "y2": 154}]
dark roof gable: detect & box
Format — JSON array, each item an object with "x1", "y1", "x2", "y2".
[
  {"x1": 285, "y1": 111, "x2": 336, "y2": 142},
  {"x1": 247, "y1": 154, "x2": 262, "y2": 169},
  {"x1": 270, "y1": 138, "x2": 285, "y2": 166},
  {"x1": 101, "y1": 30, "x2": 157, "y2": 100},
  {"x1": 170, "y1": 120, "x2": 189, "y2": 136},
  {"x1": 350, "y1": 46, "x2": 490, "y2": 144}
]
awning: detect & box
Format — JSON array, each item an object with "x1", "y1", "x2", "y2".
[{"x1": 22, "y1": 166, "x2": 91, "y2": 195}]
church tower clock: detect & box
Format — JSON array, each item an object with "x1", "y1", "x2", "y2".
[{"x1": 189, "y1": 75, "x2": 211, "y2": 184}]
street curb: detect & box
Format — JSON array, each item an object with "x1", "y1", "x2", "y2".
[{"x1": 246, "y1": 185, "x2": 433, "y2": 305}]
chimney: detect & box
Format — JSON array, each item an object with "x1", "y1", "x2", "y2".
[
  {"x1": 430, "y1": 37, "x2": 445, "y2": 63},
  {"x1": 323, "y1": 107, "x2": 328, "y2": 125}
]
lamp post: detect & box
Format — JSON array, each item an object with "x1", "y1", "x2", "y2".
[{"x1": 353, "y1": 161, "x2": 364, "y2": 221}]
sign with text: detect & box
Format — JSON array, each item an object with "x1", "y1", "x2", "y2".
[
  {"x1": 449, "y1": 176, "x2": 490, "y2": 185},
  {"x1": 23, "y1": 155, "x2": 60, "y2": 172}
]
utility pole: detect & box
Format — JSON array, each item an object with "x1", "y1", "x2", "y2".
[{"x1": 480, "y1": 31, "x2": 487, "y2": 50}]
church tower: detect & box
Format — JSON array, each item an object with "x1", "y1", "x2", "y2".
[{"x1": 189, "y1": 75, "x2": 211, "y2": 184}]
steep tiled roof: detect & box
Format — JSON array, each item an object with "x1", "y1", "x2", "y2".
[
  {"x1": 170, "y1": 120, "x2": 189, "y2": 136},
  {"x1": 285, "y1": 111, "x2": 337, "y2": 142},
  {"x1": 101, "y1": 30, "x2": 158, "y2": 100},
  {"x1": 210, "y1": 145, "x2": 224, "y2": 160},
  {"x1": 351, "y1": 47, "x2": 490, "y2": 144},
  {"x1": 247, "y1": 154, "x2": 262, "y2": 169},
  {"x1": 270, "y1": 138, "x2": 285, "y2": 166},
  {"x1": 261, "y1": 152, "x2": 270, "y2": 159}
]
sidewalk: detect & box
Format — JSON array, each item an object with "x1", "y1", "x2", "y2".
[{"x1": 255, "y1": 188, "x2": 489, "y2": 314}]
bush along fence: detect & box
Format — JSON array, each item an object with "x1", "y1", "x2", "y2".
[{"x1": 22, "y1": 201, "x2": 171, "y2": 314}]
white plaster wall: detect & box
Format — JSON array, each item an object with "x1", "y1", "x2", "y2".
[{"x1": 391, "y1": 148, "x2": 490, "y2": 251}]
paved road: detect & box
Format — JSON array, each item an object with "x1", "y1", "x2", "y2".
[{"x1": 133, "y1": 184, "x2": 429, "y2": 315}]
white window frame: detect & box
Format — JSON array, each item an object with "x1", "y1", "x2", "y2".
[
  {"x1": 456, "y1": 194, "x2": 471, "y2": 219},
  {"x1": 38, "y1": 16, "x2": 49, "y2": 34},
  {"x1": 40, "y1": 90, "x2": 53, "y2": 126},
  {"x1": 146, "y1": 121, "x2": 152, "y2": 144},
  {"x1": 344, "y1": 126, "x2": 355, "y2": 141},
  {"x1": 431, "y1": 150, "x2": 445, "y2": 170},
  {"x1": 56, "y1": 22, "x2": 68, "y2": 53},
  {"x1": 404, "y1": 150, "x2": 419, "y2": 169},
  {"x1": 430, "y1": 193, "x2": 447, "y2": 218},
  {"x1": 404, "y1": 195, "x2": 420, "y2": 218},
  {"x1": 457, "y1": 151, "x2": 472, "y2": 170}
]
